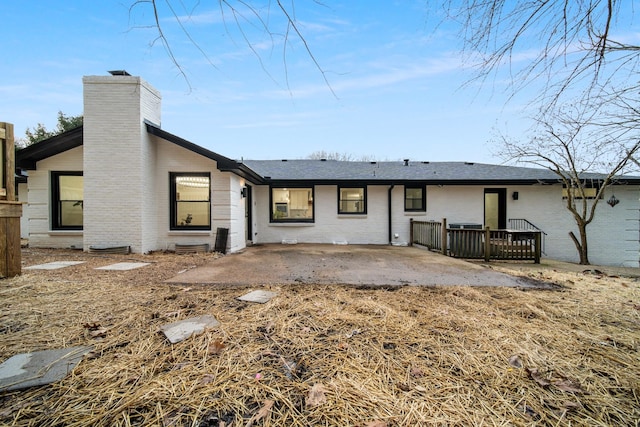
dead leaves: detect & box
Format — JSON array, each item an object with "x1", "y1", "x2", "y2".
[
  {"x1": 509, "y1": 355, "x2": 586, "y2": 394},
  {"x1": 245, "y1": 400, "x2": 274, "y2": 427},
  {"x1": 306, "y1": 383, "x2": 327, "y2": 407},
  {"x1": 551, "y1": 377, "x2": 585, "y2": 394},
  {"x1": 83, "y1": 322, "x2": 107, "y2": 338},
  {"x1": 508, "y1": 355, "x2": 523, "y2": 369},
  {"x1": 410, "y1": 366, "x2": 425, "y2": 378},
  {"x1": 526, "y1": 368, "x2": 586, "y2": 394},
  {"x1": 208, "y1": 339, "x2": 226, "y2": 355}
]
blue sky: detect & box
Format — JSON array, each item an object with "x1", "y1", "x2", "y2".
[{"x1": 3, "y1": 1, "x2": 551, "y2": 163}]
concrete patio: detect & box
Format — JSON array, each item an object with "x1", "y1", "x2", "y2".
[{"x1": 165, "y1": 244, "x2": 549, "y2": 288}]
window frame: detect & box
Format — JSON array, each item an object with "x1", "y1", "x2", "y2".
[
  {"x1": 337, "y1": 185, "x2": 367, "y2": 215},
  {"x1": 269, "y1": 186, "x2": 315, "y2": 223},
  {"x1": 51, "y1": 171, "x2": 83, "y2": 230},
  {"x1": 170, "y1": 172, "x2": 212, "y2": 231},
  {"x1": 404, "y1": 185, "x2": 426, "y2": 212},
  {"x1": 562, "y1": 182, "x2": 603, "y2": 200}
]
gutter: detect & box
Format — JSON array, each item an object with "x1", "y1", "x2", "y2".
[{"x1": 388, "y1": 184, "x2": 395, "y2": 244}]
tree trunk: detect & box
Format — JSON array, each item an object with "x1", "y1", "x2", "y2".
[{"x1": 569, "y1": 227, "x2": 590, "y2": 265}]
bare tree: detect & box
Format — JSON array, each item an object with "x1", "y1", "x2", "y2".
[
  {"x1": 444, "y1": 1, "x2": 640, "y2": 264},
  {"x1": 497, "y1": 99, "x2": 640, "y2": 264},
  {"x1": 131, "y1": 0, "x2": 334, "y2": 94},
  {"x1": 306, "y1": 150, "x2": 378, "y2": 162},
  {"x1": 441, "y1": 0, "x2": 640, "y2": 107}
]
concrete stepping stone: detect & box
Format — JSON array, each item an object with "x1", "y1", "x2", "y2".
[
  {"x1": 0, "y1": 346, "x2": 93, "y2": 391},
  {"x1": 160, "y1": 315, "x2": 220, "y2": 344},
  {"x1": 25, "y1": 261, "x2": 85, "y2": 270},
  {"x1": 237, "y1": 290, "x2": 278, "y2": 304},
  {"x1": 95, "y1": 262, "x2": 150, "y2": 271}
]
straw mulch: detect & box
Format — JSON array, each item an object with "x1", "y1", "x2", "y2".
[{"x1": 0, "y1": 248, "x2": 638, "y2": 426}]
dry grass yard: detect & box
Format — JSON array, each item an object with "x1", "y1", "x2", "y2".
[{"x1": 0, "y1": 248, "x2": 638, "y2": 426}]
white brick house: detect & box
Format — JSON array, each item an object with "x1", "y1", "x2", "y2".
[{"x1": 16, "y1": 72, "x2": 640, "y2": 266}]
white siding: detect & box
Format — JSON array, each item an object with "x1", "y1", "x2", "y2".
[
  {"x1": 228, "y1": 174, "x2": 247, "y2": 252},
  {"x1": 18, "y1": 182, "x2": 28, "y2": 239},
  {"x1": 26, "y1": 146, "x2": 84, "y2": 249},
  {"x1": 255, "y1": 185, "x2": 391, "y2": 245},
  {"x1": 507, "y1": 184, "x2": 640, "y2": 267},
  {"x1": 255, "y1": 182, "x2": 640, "y2": 267},
  {"x1": 149, "y1": 137, "x2": 246, "y2": 254}
]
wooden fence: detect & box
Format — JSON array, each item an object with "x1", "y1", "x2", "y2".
[
  {"x1": 410, "y1": 219, "x2": 541, "y2": 263},
  {"x1": 0, "y1": 122, "x2": 21, "y2": 277}
]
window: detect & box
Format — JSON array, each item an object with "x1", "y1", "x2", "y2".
[
  {"x1": 562, "y1": 182, "x2": 602, "y2": 200},
  {"x1": 405, "y1": 186, "x2": 426, "y2": 211},
  {"x1": 170, "y1": 173, "x2": 211, "y2": 230},
  {"x1": 52, "y1": 172, "x2": 83, "y2": 230},
  {"x1": 338, "y1": 186, "x2": 366, "y2": 214},
  {"x1": 271, "y1": 187, "x2": 314, "y2": 222}
]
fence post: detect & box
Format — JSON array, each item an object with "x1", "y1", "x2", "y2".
[
  {"x1": 534, "y1": 231, "x2": 541, "y2": 264},
  {"x1": 409, "y1": 218, "x2": 414, "y2": 247},
  {"x1": 484, "y1": 226, "x2": 491, "y2": 262},
  {"x1": 441, "y1": 218, "x2": 447, "y2": 256},
  {"x1": 0, "y1": 122, "x2": 21, "y2": 278}
]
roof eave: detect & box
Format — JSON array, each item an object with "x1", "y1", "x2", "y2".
[
  {"x1": 144, "y1": 121, "x2": 264, "y2": 183},
  {"x1": 15, "y1": 126, "x2": 84, "y2": 170},
  {"x1": 259, "y1": 178, "x2": 563, "y2": 186}
]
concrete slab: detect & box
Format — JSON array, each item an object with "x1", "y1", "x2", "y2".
[
  {"x1": 0, "y1": 346, "x2": 93, "y2": 391},
  {"x1": 95, "y1": 262, "x2": 150, "y2": 271},
  {"x1": 25, "y1": 261, "x2": 85, "y2": 270},
  {"x1": 238, "y1": 290, "x2": 278, "y2": 303},
  {"x1": 160, "y1": 315, "x2": 220, "y2": 344},
  {"x1": 166, "y1": 244, "x2": 551, "y2": 288}
]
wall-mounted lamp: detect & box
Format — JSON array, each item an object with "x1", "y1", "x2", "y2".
[
  {"x1": 607, "y1": 194, "x2": 619, "y2": 207},
  {"x1": 512, "y1": 191, "x2": 519, "y2": 200},
  {"x1": 241, "y1": 187, "x2": 248, "y2": 198}
]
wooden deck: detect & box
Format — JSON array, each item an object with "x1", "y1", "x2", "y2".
[{"x1": 410, "y1": 219, "x2": 541, "y2": 263}]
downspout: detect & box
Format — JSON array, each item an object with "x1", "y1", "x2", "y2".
[{"x1": 388, "y1": 184, "x2": 395, "y2": 244}]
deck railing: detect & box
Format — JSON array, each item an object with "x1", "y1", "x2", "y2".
[
  {"x1": 409, "y1": 219, "x2": 444, "y2": 252},
  {"x1": 410, "y1": 218, "x2": 542, "y2": 263},
  {"x1": 508, "y1": 218, "x2": 547, "y2": 254}
]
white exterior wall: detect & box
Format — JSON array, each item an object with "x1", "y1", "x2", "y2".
[
  {"x1": 25, "y1": 146, "x2": 84, "y2": 248},
  {"x1": 507, "y1": 184, "x2": 639, "y2": 267},
  {"x1": 254, "y1": 184, "x2": 391, "y2": 245},
  {"x1": 228, "y1": 174, "x2": 247, "y2": 252},
  {"x1": 151, "y1": 137, "x2": 246, "y2": 254},
  {"x1": 18, "y1": 182, "x2": 28, "y2": 239},
  {"x1": 82, "y1": 75, "x2": 161, "y2": 253},
  {"x1": 255, "y1": 182, "x2": 640, "y2": 267},
  {"x1": 424, "y1": 183, "x2": 640, "y2": 267}
]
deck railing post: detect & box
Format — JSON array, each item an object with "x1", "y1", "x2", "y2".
[
  {"x1": 409, "y1": 218, "x2": 414, "y2": 247},
  {"x1": 534, "y1": 231, "x2": 541, "y2": 264},
  {"x1": 441, "y1": 218, "x2": 447, "y2": 256},
  {"x1": 484, "y1": 226, "x2": 491, "y2": 262}
]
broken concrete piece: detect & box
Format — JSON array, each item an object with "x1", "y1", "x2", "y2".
[
  {"x1": 95, "y1": 262, "x2": 150, "y2": 271},
  {"x1": 24, "y1": 261, "x2": 85, "y2": 270},
  {"x1": 0, "y1": 346, "x2": 93, "y2": 392},
  {"x1": 237, "y1": 290, "x2": 278, "y2": 304},
  {"x1": 160, "y1": 315, "x2": 220, "y2": 344}
]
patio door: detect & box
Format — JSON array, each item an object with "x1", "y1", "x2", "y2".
[{"x1": 484, "y1": 188, "x2": 506, "y2": 229}]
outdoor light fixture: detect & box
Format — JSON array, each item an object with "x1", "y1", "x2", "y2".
[
  {"x1": 512, "y1": 191, "x2": 519, "y2": 200},
  {"x1": 607, "y1": 194, "x2": 619, "y2": 207},
  {"x1": 241, "y1": 187, "x2": 248, "y2": 198}
]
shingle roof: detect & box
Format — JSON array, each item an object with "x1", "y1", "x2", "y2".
[
  {"x1": 16, "y1": 128, "x2": 640, "y2": 185},
  {"x1": 242, "y1": 159, "x2": 636, "y2": 184}
]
